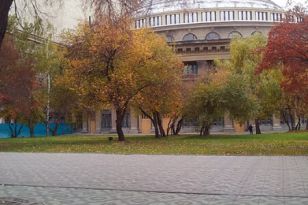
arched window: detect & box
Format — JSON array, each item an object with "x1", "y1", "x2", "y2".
[
  {"x1": 228, "y1": 31, "x2": 242, "y2": 39},
  {"x1": 182, "y1": 33, "x2": 198, "y2": 41},
  {"x1": 166, "y1": 35, "x2": 174, "y2": 43},
  {"x1": 205, "y1": 32, "x2": 220, "y2": 40},
  {"x1": 251, "y1": 31, "x2": 262, "y2": 36}
]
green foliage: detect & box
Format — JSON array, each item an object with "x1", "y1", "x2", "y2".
[
  {"x1": 218, "y1": 35, "x2": 282, "y2": 126},
  {"x1": 186, "y1": 81, "x2": 225, "y2": 128},
  {"x1": 186, "y1": 68, "x2": 256, "y2": 135},
  {"x1": 222, "y1": 73, "x2": 256, "y2": 123}
]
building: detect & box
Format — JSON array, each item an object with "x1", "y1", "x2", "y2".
[{"x1": 82, "y1": 0, "x2": 292, "y2": 134}]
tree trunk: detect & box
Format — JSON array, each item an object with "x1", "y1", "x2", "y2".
[
  {"x1": 167, "y1": 118, "x2": 173, "y2": 136},
  {"x1": 200, "y1": 123, "x2": 210, "y2": 136},
  {"x1": 51, "y1": 122, "x2": 59, "y2": 136},
  {"x1": 28, "y1": 120, "x2": 35, "y2": 138},
  {"x1": 306, "y1": 118, "x2": 308, "y2": 130},
  {"x1": 116, "y1": 108, "x2": 126, "y2": 141},
  {"x1": 29, "y1": 126, "x2": 34, "y2": 138},
  {"x1": 17, "y1": 124, "x2": 23, "y2": 137},
  {"x1": 156, "y1": 112, "x2": 166, "y2": 137},
  {"x1": 8, "y1": 121, "x2": 23, "y2": 138},
  {"x1": 200, "y1": 126, "x2": 204, "y2": 136},
  {"x1": 295, "y1": 117, "x2": 301, "y2": 131},
  {"x1": 0, "y1": 0, "x2": 13, "y2": 48},
  {"x1": 139, "y1": 107, "x2": 161, "y2": 138},
  {"x1": 152, "y1": 112, "x2": 160, "y2": 138},
  {"x1": 174, "y1": 118, "x2": 183, "y2": 135},
  {"x1": 289, "y1": 110, "x2": 296, "y2": 131},
  {"x1": 282, "y1": 110, "x2": 291, "y2": 131},
  {"x1": 255, "y1": 119, "x2": 261, "y2": 134},
  {"x1": 202, "y1": 124, "x2": 210, "y2": 136},
  {"x1": 8, "y1": 123, "x2": 15, "y2": 138}
]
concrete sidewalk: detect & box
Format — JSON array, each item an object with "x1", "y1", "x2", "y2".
[{"x1": 0, "y1": 153, "x2": 307, "y2": 204}]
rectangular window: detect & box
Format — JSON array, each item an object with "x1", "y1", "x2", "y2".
[
  {"x1": 165, "y1": 15, "x2": 168, "y2": 25},
  {"x1": 101, "y1": 110, "x2": 112, "y2": 129},
  {"x1": 122, "y1": 112, "x2": 130, "y2": 128},
  {"x1": 184, "y1": 62, "x2": 198, "y2": 75}
]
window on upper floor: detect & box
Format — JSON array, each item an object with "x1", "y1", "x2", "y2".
[
  {"x1": 228, "y1": 31, "x2": 242, "y2": 39},
  {"x1": 184, "y1": 62, "x2": 198, "y2": 75},
  {"x1": 166, "y1": 35, "x2": 174, "y2": 43},
  {"x1": 252, "y1": 31, "x2": 262, "y2": 36},
  {"x1": 182, "y1": 33, "x2": 198, "y2": 41},
  {"x1": 205, "y1": 32, "x2": 220, "y2": 41}
]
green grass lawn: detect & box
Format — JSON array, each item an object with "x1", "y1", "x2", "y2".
[{"x1": 0, "y1": 132, "x2": 307, "y2": 155}]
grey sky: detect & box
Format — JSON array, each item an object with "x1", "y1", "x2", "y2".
[{"x1": 51, "y1": 0, "x2": 305, "y2": 33}]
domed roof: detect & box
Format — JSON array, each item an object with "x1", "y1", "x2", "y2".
[{"x1": 141, "y1": 0, "x2": 281, "y2": 14}]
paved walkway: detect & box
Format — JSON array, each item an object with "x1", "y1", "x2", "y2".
[{"x1": 0, "y1": 153, "x2": 307, "y2": 204}]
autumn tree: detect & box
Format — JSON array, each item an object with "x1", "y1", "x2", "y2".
[
  {"x1": 0, "y1": 37, "x2": 39, "y2": 137},
  {"x1": 258, "y1": 16, "x2": 308, "y2": 131},
  {"x1": 135, "y1": 52, "x2": 183, "y2": 138},
  {"x1": 0, "y1": 17, "x2": 64, "y2": 137},
  {"x1": 64, "y1": 20, "x2": 180, "y2": 141}
]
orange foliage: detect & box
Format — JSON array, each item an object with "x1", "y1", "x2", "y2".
[{"x1": 258, "y1": 17, "x2": 308, "y2": 103}]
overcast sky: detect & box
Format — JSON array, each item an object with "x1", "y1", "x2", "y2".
[{"x1": 51, "y1": 0, "x2": 306, "y2": 34}]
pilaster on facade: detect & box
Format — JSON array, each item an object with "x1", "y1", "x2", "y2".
[
  {"x1": 129, "y1": 110, "x2": 139, "y2": 134},
  {"x1": 223, "y1": 114, "x2": 234, "y2": 132},
  {"x1": 95, "y1": 111, "x2": 102, "y2": 134},
  {"x1": 272, "y1": 114, "x2": 282, "y2": 131},
  {"x1": 82, "y1": 112, "x2": 88, "y2": 133},
  {"x1": 111, "y1": 108, "x2": 117, "y2": 133},
  {"x1": 234, "y1": 10, "x2": 239, "y2": 21},
  {"x1": 216, "y1": 10, "x2": 220, "y2": 22}
]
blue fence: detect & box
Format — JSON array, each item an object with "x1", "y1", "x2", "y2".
[{"x1": 0, "y1": 123, "x2": 73, "y2": 138}]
